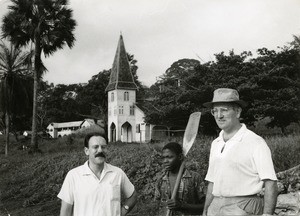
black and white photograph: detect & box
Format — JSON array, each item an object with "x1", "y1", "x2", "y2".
[{"x1": 0, "y1": 0, "x2": 299, "y2": 215}]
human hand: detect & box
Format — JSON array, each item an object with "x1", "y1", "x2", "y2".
[{"x1": 166, "y1": 199, "x2": 182, "y2": 210}]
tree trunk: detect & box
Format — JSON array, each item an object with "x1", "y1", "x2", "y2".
[
  {"x1": 30, "y1": 32, "x2": 41, "y2": 152},
  {"x1": 5, "y1": 112, "x2": 10, "y2": 156},
  {"x1": 30, "y1": 66, "x2": 38, "y2": 150}
]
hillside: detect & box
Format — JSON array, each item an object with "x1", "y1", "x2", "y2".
[{"x1": 0, "y1": 132, "x2": 300, "y2": 216}]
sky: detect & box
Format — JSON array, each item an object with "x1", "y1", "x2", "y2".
[{"x1": 0, "y1": 0, "x2": 300, "y2": 87}]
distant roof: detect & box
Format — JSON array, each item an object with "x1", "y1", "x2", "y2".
[
  {"x1": 81, "y1": 119, "x2": 96, "y2": 126},
  {"x1": 105, "y1": 35, "x2": 138, "y2": 92},
  {"x1": 49, "y1": 121, "x2": 83, "y2": 128}
]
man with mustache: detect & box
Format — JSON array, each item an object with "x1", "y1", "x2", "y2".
[
  {"x1": 155, "y1": 142, "x2": 205, "y2": 215},
  {"x1": 58, "y1": 132, "x2": 137, "y2": 216},
  {"x1": 202, "y1": 88, "x2": 278, "y2": 216}
]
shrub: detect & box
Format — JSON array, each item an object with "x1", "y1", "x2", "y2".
[
  {"x1": 266, "y1": 134, "x2": 300, "y2": 172},
  {"x1": 0, "y1": 133, "x2": 299, "y2": 215}
]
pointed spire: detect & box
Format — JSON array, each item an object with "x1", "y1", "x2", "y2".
[{"x1": 105, "y1": 35, "x2": 138, "y2": 92}]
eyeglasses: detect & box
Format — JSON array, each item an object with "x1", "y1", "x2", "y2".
[{"x1": 210, "y1": 107, "x2": 232, "y2": 116}]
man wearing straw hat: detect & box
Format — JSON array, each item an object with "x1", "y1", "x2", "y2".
[{"x1": 202, "y1": 88, "x2": 278, "y2": 216}]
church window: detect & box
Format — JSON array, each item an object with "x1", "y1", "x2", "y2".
[
  {"x1": 124, "y1": 92, "x2": 129, "y2": 101},
  {"x1": 130, "y1": 105, "x2": 135, "y2": 115},
  {"x1": 119, "y1": 106, "x2": 124, "y2": 115},
  {"x1": 111, "y1": 92, "x2": 114, "y2": 102}
]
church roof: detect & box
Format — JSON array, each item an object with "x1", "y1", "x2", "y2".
[{"x1": 105, "y1": 35, "x2": 138, "y2": 92}]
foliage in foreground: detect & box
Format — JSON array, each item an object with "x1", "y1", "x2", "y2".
[{"x1": 0, "y1": 132, "x2": 300, "y2": 215}]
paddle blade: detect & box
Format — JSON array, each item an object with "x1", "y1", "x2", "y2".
[{"x1": 183, "y1": 112, "x2": 201, "y2": 156}]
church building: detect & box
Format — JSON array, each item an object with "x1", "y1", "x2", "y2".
[{"x1": 105, "y1": 35, "x2": 162, "y2": 143}]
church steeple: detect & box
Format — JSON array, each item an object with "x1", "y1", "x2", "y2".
[{"x1": 105, "y1": 35, "x2": 138, "y2": 92}]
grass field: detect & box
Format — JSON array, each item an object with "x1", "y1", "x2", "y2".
[{"x1": 0, "y1": 131, "x2": 299, "y2": 216}]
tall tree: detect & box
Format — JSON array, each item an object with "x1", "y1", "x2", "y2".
[
  {"x1": 2, "y1": 0, "x2": 76, "y2": 151},
  {"x1": 76, "y1": 70, "x2": 110, "y2": 121},
  {"x1": 41, "y1": 83, "x2": 82, "y2": 124},
  {"x1": 145, "y1": 46, "x2": 300, "y2": 135},
  {"x1": 291, "y1": 35, "x2": 300, "y2": 50},
  {"x1": 0, "y1": 40, "x2": 33, "y2": 155},
  {"x1": 144, "y1": 59, "x2": 204, "y2": 129},
  {"x1": 250, "y1": 46, "x2": 300, "y2": 134}
]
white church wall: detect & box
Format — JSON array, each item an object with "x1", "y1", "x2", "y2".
[
  {"x1": 135, "y1": 106, "x2": 145, "y2": 142},
  {"x1": 107, "y1": 89, "x2": 137, "y2": 142}
]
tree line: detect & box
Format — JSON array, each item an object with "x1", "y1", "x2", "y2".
[
  {"x1": 143, "y1": 45, "x2": 300, "y2": 135},
  {"x1": 14, "y1": 41, "x2": 299, "y2": 138},
  {"x1": 0, "y1": 0, "x2": 299, "y2": 155}
]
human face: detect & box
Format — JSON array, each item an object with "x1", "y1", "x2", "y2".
[
  {"x1": 211, "y1": 103, "x2": 241, "y2": 132},
  {"x1": 84, "y1": 136, "x2": 107, "y2": 166},
  {"x1": 162, "y1": 149, "x2": 182, "y2": 172}
]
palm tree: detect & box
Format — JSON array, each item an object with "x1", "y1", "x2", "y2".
[
  {"x1": 1, "y1": 0, "x2": 76, "y2": 151},
  {"x1": 0, "y1": 40, "x2": 33, "y2": 155}
]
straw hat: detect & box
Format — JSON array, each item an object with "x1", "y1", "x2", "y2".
[{"x1": 203, "y1": 88, "x2": 247, "y2": 108}]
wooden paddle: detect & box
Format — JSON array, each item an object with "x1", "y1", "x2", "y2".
[{"x1": 166, "y1": 112, "x2": 201, "y2": 216}]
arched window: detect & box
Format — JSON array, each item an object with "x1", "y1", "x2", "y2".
[
  {"x1": 111, "y1": 92, "x2": 114, "y2": 102},
  {"x1": 124, "y1": 91, "x2": 129, "y2": 101}
]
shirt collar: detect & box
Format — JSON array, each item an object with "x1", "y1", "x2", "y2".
[
  {"x1": 216, "y1": 123, "x2": 247, "y2": 143},
  {"x1": 82, "y1": 161, "x2": 113, "y2": 176}
]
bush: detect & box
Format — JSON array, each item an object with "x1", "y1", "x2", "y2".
[
  {"x1": 0, "y1": 133, "x2": 299, "y2": 215},
  {"x1": 266, "y1": 134, "x2": 300, "y2": 172}
]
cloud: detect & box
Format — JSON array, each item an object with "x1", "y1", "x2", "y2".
[{"x1": 1, "y1": 0, "x2": 300, "y2": 87}]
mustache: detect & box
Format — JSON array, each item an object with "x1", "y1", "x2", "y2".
[{"x1": 95, "y1": 152, "x2": 106, "y2": 158}]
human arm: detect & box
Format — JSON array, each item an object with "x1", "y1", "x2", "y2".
[
  {"x1": 166, "y1": 199, "x2": 204, "y2": 215},
  {"x1": 262, "y1": 179, "x2": 278, "y2": 215},
  {"x1": 60, "y1": 200, "x2": 73, "y2": 216},
  {"x1": 253, "y1": 138, "x2": 278, "y2": 215},
  {"x1": 58, "y1": 171, "x2": 74, "y2": 216},
  {"x1": 121, "y1": 190, "x2": 138, "y2": 216},
  {"x1": 120, "y1": 169, "x2": 138, "y2": 216},
  {"x1": 167, "y1": 174, "x2": 206, "y2": 215},
  {"x1": 202, "y1": 181, "x2": 214, "y2": 216}
]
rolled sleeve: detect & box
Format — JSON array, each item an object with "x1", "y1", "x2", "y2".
[
  {"x1": 121, "y1": 170, "x2": 135, "y2": 198},
  {"x1": 253, "y1": 139, "x2": 277, "y2": 181},
  {"x1": 57, "y1": 172, "x2": 74, "y2": 205},
  {"x1": 205, "y1": 142, "x2": 216, "y2": 183}
]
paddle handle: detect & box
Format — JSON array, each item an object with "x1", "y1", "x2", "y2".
[{"x1": 166, "y1": 161, "x2": 186, "y2": 216}]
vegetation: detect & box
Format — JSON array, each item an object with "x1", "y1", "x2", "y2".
[
  {"x1": 1, "y1": 0, "x2": 76, "y2": 151},
  {"x1": 33, "y1": 53, "x2": 142, "y2": 131},
  {"x1": 0, "y1": 40, "x2": 33, "y2": 155},
  {"x1": 144, "y1": 45, "x2": 300, "y2": 135},
  {"x1": 0, "y1": 2, "x2": 298, "y2": 213},
  {"x1": 18, "y1": 43, "x2": 299, "y2": 141},
  {"x1": 0, "y1": 130, "x2": 299, "y2": 216}
]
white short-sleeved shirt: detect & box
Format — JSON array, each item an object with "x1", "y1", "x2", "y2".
[
  {"x1": 57, "y1": 161, "x2": 135, "y2": 216},
  {"x1": 205, "y1": 124, "x2": 277, "y2": 197}
]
